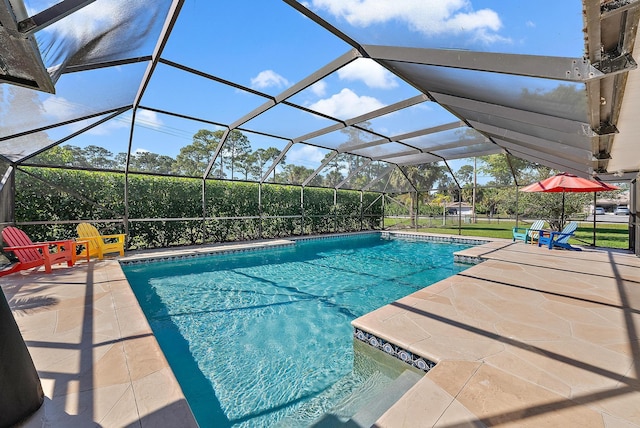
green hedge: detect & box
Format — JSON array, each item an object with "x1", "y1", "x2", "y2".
[{"x1": 14, "y1": 167, "x2": 383, "y2": 249}]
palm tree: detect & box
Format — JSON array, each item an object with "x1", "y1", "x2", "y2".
[{"x1": 388, "y1": 163, "x2": 445, "y2": 227}]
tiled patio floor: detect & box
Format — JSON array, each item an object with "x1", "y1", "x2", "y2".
[
  {"x1": 2, "y1": 234, "x2": 640, "y2": 427},
  {"x1": 2, "y1": 258, "x2": 197, "y2": 427},
  {"x1": 355, "y1": 236, "x2": 640, "y2": 427}
]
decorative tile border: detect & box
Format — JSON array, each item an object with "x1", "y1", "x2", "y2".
[
  {"x1": 120, "y1": 242, "x2": 296, "y2": 265},
  {"x1": 381, "y1": 231, "x2": 489, "y2": 246},
  {"x1": 291, "y1": 231, "x2": 378, "y2": 243},
  {"x1": 120, "y1": 230, "x2": 486, "y2": 266},
  {"x1": 354, "y1": 328, "x2": 436, "y2": 373},
  {"x1": 453, "y1": 254, "x2": 485, "y2": 264}
]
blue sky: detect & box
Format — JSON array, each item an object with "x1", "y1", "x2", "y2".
[{"x1": 13, "y1": 0, "x2": 585, "y2": 182}]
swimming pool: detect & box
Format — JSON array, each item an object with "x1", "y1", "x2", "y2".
[{"x1": 122, "y1": 233, "x2": 475, "y2": 427}]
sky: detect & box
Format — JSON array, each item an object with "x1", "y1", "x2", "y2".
[{"x1": 8, "y1": 0, "x2": 586, "y2": 183}]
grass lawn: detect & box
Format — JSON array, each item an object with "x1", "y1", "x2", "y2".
[{"x1": 384, "y1": 217, "x2": 630, "y2": 249}]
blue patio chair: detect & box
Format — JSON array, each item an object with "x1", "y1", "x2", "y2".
[
  {"x1": 538, "y1": 221, "x2": 581, "y2": 251},
  {"x1": 512, "y1": 219, "x2": 545, "y2": 244}
]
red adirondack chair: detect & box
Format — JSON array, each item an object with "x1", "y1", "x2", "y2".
[{"x1": 0, "y1": 227, "x2": 76, "y2": 276}]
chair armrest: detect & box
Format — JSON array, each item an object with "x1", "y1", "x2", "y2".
[
  {"x1": 549, "y1": 231, "x2": 573, "y2": 239},
  {"x1": 100, "y1": 234, "x2": 126, "y2": 240},
  {"x1": 80, "y1": 234, "x2": 125, "y2": 240},
  {"x1": 30, "y1": 239, "x2": 74, "y2": 248},
  {"x1": 4, "y1": 243, "x2": 49, "y2": 251},
  {"x1": 536, "y1": 229, "x2": 553, "y2": 238}
]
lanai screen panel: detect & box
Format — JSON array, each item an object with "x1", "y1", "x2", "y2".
[
  {"x1": 1, "y1": 62, "x2": 146, "y2": 150},
  {"x1": 286, "y1": 57, "x2": 422, "y2": 122},
  {"x1": 8, "y1": 112, "x2": 130, "y2": 165},
  {"x1": 139, "y1": 63, "x2": 270, "y2": 126},
  {"x1": 448, "y1": 103, "x2": 594, "y2": 146},
  {"x1": 304, "y1": 126, "x2": 380, "y2": 152},
  {"x1": 161, "y1": 0, "x2": 352, "y2": 95},
  {"x1": 385, "y1": 61, "x2": 593, "y2": 173},
  {"x1": 432, "y1": 143, "x2": 502, "y2": 160},
  {"x1": 220, "y1": 131, "x2": 291, "y2": 182},
  {"x1": 34, "y1": 0, "x2": 173, "y2": 81},
  {"x1": 341, "y1": 160, "x2": 390, "y2": 191},
  {"x1": 388, "y1": 64, "x2": 590, "y2": 122},
  {"x1": 366, "y1": 166, "x2": 413, "y2": 194},
  {"x1": 388, "y1": 153, "x2": 441, "y2": 167},
  {"x1": 242, "y1": 103, "x2": 340, "y2": 138},
  {"x1": 352, "y1": 99, "x2": 461, "y2": 139},
  {"x1": 300, "y1": 0, "x2": 585, "y2": 57},
  {"x1": 350, "y1": 142, "x2": 418, "y2": 161},
  {"x1": 397, "y1": 127, "x2": 485, "y2": 153}
]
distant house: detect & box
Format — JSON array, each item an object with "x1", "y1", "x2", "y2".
[
  {"x1": 445, "y1": 202, "x2": 474, "y2": 216},
  {"x1": 590, "y1": 190, "x2": 629, "y2": 213}
]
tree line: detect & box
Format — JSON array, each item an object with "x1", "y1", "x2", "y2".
[
  {"x1": 24, "y1": 123, "x2": 627, "y2": 230},
  {"x1": 29, "y1": 129, "x2": 392, "y2": 189}
]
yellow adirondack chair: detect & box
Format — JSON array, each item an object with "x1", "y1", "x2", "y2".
[{"x1": 76, "y1": 223, "x2": 125, "y2": 260}]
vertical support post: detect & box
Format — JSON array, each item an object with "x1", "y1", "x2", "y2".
[
  {"x1": 300, "y1": 186, "x2": 305, "y2": 235},
  {"x1": 123, "y1": 108, "x2": 138, "y2": 244},
  {"x1": 458, "y1": 192, "x2": 462, "y2": 235},
  {"x1": 515, "y1": 184, "x2": 519, "y2": 228},
  {"x1": 123, "y1": 171, "x2": 130, "y2": 241},
  {"x1": 415, "y1": 191, "x2": 419, "y2": 231},
  {"x1": 382, "y1": 193, "x2": 386, "y2": 230},
  {"x1": 631, "y1": 178, "x2": 638, "y2": 255},
  {"x1": 593, "y1": 192, "x2": 597, "y2": 247},
  {"x1": 202, "y1": 178, "x2": 207, "y2": 243},
  {"x1": 0, "y1": 165, "x2": 15, "y2": 231},
  {"x1": 360, "y1": 191, "x2": 364, "y2": 231},
  {"x1": 472, "y1": 157, "x2": 477, "y2": 224},
  {"x1": 258, "y1": 183, "x2": 263, "y2": 239},
  {"x1": 334, "y1": 188, "x2": 338, "y2": 233},
  {"x1": 442, "y1": 200, "x2": 446, "y2": 226}
]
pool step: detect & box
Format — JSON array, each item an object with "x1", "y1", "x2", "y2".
[{"x1": 312, "y1": 369, "x2": 423, "y2": 427}]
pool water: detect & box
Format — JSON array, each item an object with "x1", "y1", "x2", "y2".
[{"x1": 122, "y1": 234, "x2": 473, "y2": 427}]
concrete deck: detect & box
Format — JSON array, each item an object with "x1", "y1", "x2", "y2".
[
  {"x1": 2, "y1": 258, "x2": 197, "y2": 428},
  {"x1": 356, "y1": 237, "x2": 640, "y2": 427},
  {"x1": 2, "y1": 235, "x2": 639, "y2": 427}
]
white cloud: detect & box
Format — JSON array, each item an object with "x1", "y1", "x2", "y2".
[
  {"x1": 286, "y1": 144, "x2": 326, "y2": 166},
  {"x1": 310, "y1": 81, "x2": 327, "y2": 97},
  {"x1": 42, "y1": 96, "x2": 120, "y2": 136},
  {"x1": 250, "y1": 70, "x2": 290, "y2": 90},
  {"x1": 134, "y1": 148, "x2": 150, "y2": 154},
  {"x1": 135, "y1": 109, "x2": 163, "y2": 130},
  {"x1": 526, "y1": 20, "x2": 536, "y2": 28},
  {"x1": 310, "y1": 0, "x2": 505, "y2": 41},
  {"x1": 42, "y1": 96, "x2": 80, "y2": 120},
  {"x1": 308, "y1": 88, "x2": 385, "y2": 119},
  {"x1": 338, "y1": 59, "x2": 398, "y2": 89}
]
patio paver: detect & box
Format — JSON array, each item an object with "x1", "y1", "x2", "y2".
[{"x1": 354, "y1": 236, "x2": 640, "y2": 427}]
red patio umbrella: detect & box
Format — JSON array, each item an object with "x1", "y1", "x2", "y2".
[
  {"x1": 519, "y1": 172, "x2": 618, "y2": 193},
  {"x1": 520, "y1": 172, "x2": 618, "y2": 232}
]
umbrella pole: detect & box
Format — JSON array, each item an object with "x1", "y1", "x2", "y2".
[
  {"x1": 593, "y1": 192, "x2": 597, "y2": 246},
  {"x1": 561, "y1": 191, "x2": 565, "y2": 230}
]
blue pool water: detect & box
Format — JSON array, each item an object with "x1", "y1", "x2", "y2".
[{"x1": 122, "y1": 233, "x2": 474, "y2": 427}]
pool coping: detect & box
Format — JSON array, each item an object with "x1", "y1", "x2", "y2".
[{"x1": 119, "y1": 230, "x2": 492, "y2": 266}]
